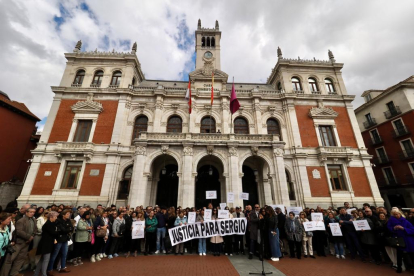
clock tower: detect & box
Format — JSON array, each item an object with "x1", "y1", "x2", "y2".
[{"x1": 195, "y1": 19, "x2": 221, "y2": 71}]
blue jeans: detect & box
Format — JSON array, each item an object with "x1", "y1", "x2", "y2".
[
  {"x1": 198, "y1": 238, "x2": 206, "y2": 253},
  {"x1": 334, "y1": 242, "x2": 344, "y2": 256},
  {"x1": 269, "y1": 229, "x2": 282, "y2": 258},
  {"x1": 156, "y1": 227, "x2": 166, "y2": 251},
  {"x1": 47, "y1": 241, "x2": 68, "y2": 271}
]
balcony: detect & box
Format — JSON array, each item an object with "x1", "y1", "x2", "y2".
[
  {"x1": 294, "y1": 90, "x2": 304, "y2": 94},
  {"x1": 311, "y1": 91, "x2": 321, "y2": 95},
  {"x1": 398, "y1": 149, "x2": 414, "y2": 160},
  {"x1": 90, "y1": 83, "x2": 101, "y2": 88},
  {"x1": 71, "y1": 83, "x2": 82, "y2": 87},
  {"x1": 372, "y1": 156, "x2": 392, "y2": 165},
  {"x1": 370, "y1": 136, "x2": 383, "y2": 146},
  {"x1": 392, "y1": 126, "x2": 410, "y2": 138},
  {"x1": 109, "y1": 84, "x2": 119, "y2": 88},
  {"x1": 363, "y1": 118, "x2": 377, "y2": 129},
  {"x1": 384, "y1": 106, "x2": 402, "y2": 119}
]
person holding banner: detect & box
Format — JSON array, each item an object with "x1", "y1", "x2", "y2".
[
  {"x1": 128, "y1": 212, "x2": 145, "y2": 257},
  {"x1": 223, "y1": 207, "x2": 234, "y2": 257},
  {"x1": 196, "y1": 209, "x2": 207, "y2": 256},
  {"x1": 285, "y1": 212, "x2": 303, "y2": 259},
  {"x1": 326, "y1": 212, "x2": 345, "y2": 259},
  {"x1": 265, "y1": 206, "x2": 281, "y2": 261},
  {"x1": 299, "y1": 212, "x2": 315, "y2": 259},
  {"x1": 338, "y1": 207, "x2": 366, "y2": 262},
  {"x1": 174, "y1": 211, "x2": 187, "y2": 255},
  {"x1": 210, "y1": 209, "x2": 224, "y2": 256}
]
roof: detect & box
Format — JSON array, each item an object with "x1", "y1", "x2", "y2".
[{"x1": 0, "y1": 93, "x2": 40, "y2": 121}]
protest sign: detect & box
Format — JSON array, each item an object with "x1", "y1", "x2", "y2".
[
  {"x1": 188, "y1": 212, "x2": 196, "y2": 224},
  {"x1": 353, "y1": 220, "x2": 371, "y2": 231},
  {"x1": 287, "y1": 206, "x2": 303, "y2": 217},
  {"x1": 329, "y1": 223, "x2": 342, "y2": 236},
  {"x1": 227, "y1": 192, "x2": 234, "y2": 203},
  {"x1": 311, "y1": 213, "x2": 326, "y2": 230},
  {"x1": 168, "y1": 218, "x2": 247, "y2": 246},
  {"x1": 206, "y1": 191, "x2": 217, "y2": 199},
  {"x1": 132, "y1": 221, "x2": 145, "y2": 239},
  {"x1": 220, "y1": 203, "x2": 226, "y2": 210},
  {"x1": 204, "y1": 209, "x2": 212, "y2": 221},
  {"x1": 303, "y1": 221, "x2": 316, "y2": 232},
  {"x1": 346, "y1": 208, "x2": 356, "y2": 215},
  {"x1": 218, "y1": 210, "x2": 229, "y2": 219},
  {"x1": 240, "y1": 193, "x2": 249, "y2": 200}
]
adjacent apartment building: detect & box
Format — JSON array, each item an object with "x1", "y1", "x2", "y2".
[{"x1": 355, "y1": 76, "x2": 414, "y2": 209}]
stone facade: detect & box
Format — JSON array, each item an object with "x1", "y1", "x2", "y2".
[{"x1": 18, "y1": 21, "x2": 383, "y2": 209}]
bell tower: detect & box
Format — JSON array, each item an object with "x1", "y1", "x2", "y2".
[{"x1": 195, "y1": 19, "x2": 221, "y2": 70}]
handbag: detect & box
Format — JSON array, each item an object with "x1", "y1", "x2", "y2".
[
  {"x1": 96, "y1": 227, "x2": 106, "y2": 238},
  {"x1": 385, "y1": 236, "x2": 406, "y2": 248},
  {"x1": 5, "y1": 244, "x2": 16, "y2": 254}
]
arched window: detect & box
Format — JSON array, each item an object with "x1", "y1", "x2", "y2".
[
  {"x1": 132, "y1": 77, "x2": 136, "y2": 86},
  {"x1": 117, "y1": 166, "x2": 133, "y2": 199},
  {"x1": 132, "y1": 115, "x2": 148, "y2": 141},
  {"x1": 207, "y1": 37, "x2": 211, "y2": 47},
  {"x1": 308, "y1": 78, "x2": 318, "y2": 92},
  {"x1": 201, "y1": 37, "x2": 206, "y2": 47},
  {"x1": 277, "y1": 82, "x2": 282, "y2": 91},
  {"x1": 211, "y1": 37, "x2": 215, "y2": 47},
  {"x1": 73, "y1": 70, "x2": 85, "y2": 85},
  {"x1": 325, "y1": 78, "x2": 335, "y2": 93},
  {"x1": 200, "y1": 116, "x2": 216, "y2": 133},
  {"x1": 291, "y1": 77, "x2": 302, "y2": 91},
  {"x1": 234, "y1": 117, "x2": 249, "y2": 134},
  {"x1": 111, "y1": 71, "x2": 122, "y2": 86},
  {"x1": 92, "y1": 70, "x2": 103, "y2": 86},
  {"x1": 167, "y1": 116, "x2": 182, "y2": 133},
  {"x1": 266, "y1": 118, "x2": 281, "y2": 137}
]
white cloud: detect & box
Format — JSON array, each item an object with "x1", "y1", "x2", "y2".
[{"x1": 1, "y1": 0, "x2": 414, "y2": 121}]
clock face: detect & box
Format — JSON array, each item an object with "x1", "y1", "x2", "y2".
[{"x1": 204, "y1": 51, "x2": 213, "y2": 59}]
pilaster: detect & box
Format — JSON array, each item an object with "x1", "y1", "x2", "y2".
[
  {"x1": 129, "y1": 144, "x2": 148, "y2": 207},
  {"x1": 179, "y1": 145, "x2": 194, "y2": 207}
]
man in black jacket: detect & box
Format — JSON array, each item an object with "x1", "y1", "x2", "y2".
[
  {"x1": 276, "y1": 207, "x2": 288, "y2": 255},
  {"x1": 248, "y1": 204, "x2": 260, "y2": 260},
  {"x1": 338, "y1": 208, "x2": 365, "y2": 262}
]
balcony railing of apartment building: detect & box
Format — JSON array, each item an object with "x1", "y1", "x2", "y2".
[
  {"x1": 372, "y1": 156, "x2": 392, "y2": 165},
  {"x1": 392, "y1": 126, "x2": 411, "y2": 138},
  {"x1": 398, "y1": 149, "x2": 414, "y2": 160},
  {"x1": 363, "y1": 118, "x2": 377, "y2": 129},
  {"x1": 384, "y1": 106, "x2": 402, "y2": 119},
  {"x1": 370, "y1": 136, "x2": 383, "y2": 146}
]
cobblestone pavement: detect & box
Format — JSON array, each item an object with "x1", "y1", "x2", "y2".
[{"x1": 22, "y1": 253, "x2": 410, "y2": 276}]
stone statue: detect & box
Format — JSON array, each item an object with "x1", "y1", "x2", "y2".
[
  {"x1": 328, "y1": 49, "x2": 336, "y2": 62},
  {"x1": 198, "y1": 19, "x2": 201, "y2": 29},
  {"x1": 277, "y1": 46, "x2": 282, "y2": 58},
  {"x1": 215, "y1": 20, "x2": 219, "y2": 30},
  {"x1": 132, "y1": 42, "x2": 137, "y2": 53},
  {"x1": 74, "y1": 40, "x2": 82, "y2": 52}
]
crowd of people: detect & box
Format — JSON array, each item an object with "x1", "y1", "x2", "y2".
[{"x1": 0, "y1": 200, "x2": 413, "y2": 275}]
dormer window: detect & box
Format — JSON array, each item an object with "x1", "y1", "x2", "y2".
[{"x1": 365, "y1": 93, "x2": 372, "y2": 102}]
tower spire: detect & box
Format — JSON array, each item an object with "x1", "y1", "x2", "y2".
[
  {"x1": 198, "y1": 19, "x2": 201, "y2": 29},
  {"x1": 215, "y1": 20, "x2": 219, "y2": 30}
]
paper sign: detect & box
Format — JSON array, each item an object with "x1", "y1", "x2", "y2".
[
  {"x1": 311, "y1": 213, "x2": 326, "y2": 230},
  {"x1": 132, "y1": 221, "x2": 145, "y2": 239},
  {"x1": 353, "y1": 220, "x2": 371, "y2": 231},
  {"x1": 303, "y1": 221, "x2": 316, "y2": 231},
  {"x1": 227, "y1": 192, "x2": 234, "y2": 203},
  {"x1": 218, "y1": 210, "x2": 229, "y2": 219},
  {"x1": 329, "y1": 223, "x2": 342, "y2": 236},
  {"x1": 220, "y1": 203, "x2": 226, "y2": 210},
  {"x1": 206, "y1": 190, "x2": 217, "y2": 199},
  {"x1": 346, "y1": 208, "x2": 356, "y2": 215},
  {"x1": 240, "y1": 193, "x2": 249, "y2": 200},
  {"x1": 287, "y1": 206, "x2": 303, "y2": 217},
  {"x1": 188, "y1": 212, "x2": 196, "y2": 224},
  {"x1": 204, "y1": 209, "x2": 212, "y2": 221}
]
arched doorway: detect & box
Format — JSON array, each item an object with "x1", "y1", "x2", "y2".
[
  {"x1": 242, "y1": 156, "x2": 271, "y2": 207},
  {"x1": 195, "y1": 155, "x2": 224, "y2": 209},
  {"x1": 117, "y1": 166, "x2": 133, "y2": 200},
  {"x1": 242, "y1": 166, "x2": 259, "y2": 207},
  {"x1": 156, "y1": 164, "x2": 179, "y2": 208}
]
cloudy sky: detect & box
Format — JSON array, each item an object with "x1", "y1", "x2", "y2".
[{"x1": 1, "y1": 0, "x2": 414, "y2": 131}]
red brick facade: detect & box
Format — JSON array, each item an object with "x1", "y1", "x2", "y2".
[
  {"x1": 307, "y1": 166, "x2": 330, "y2": 197},
  {"x1": 79, "y1": 164, "x2": 106, "y2": 196},
  {"x1": 348, "y1": 167, "x2": 372, "y2": 197},
  {"x1": 31, "y1": 163, "x2": 61, "y2": 195}
]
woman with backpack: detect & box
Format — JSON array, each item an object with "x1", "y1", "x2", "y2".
[{"x1": 108, "y1": 212, "x2": 125, "y2": 259}]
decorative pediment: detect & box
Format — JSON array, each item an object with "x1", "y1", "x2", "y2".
[
  {"x1": 308, "y1": 106, "x2": 338, "y2": 119},
  {"x1": 189, "y1": 67, "x2": 228, "y2": 81},
  {"x1": 71, "y1": 93, "x2": 103, "y2": 114}
]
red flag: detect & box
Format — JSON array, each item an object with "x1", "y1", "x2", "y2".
[
  {"x1": 185, "y1": 81, "x2": 191, "y2": 113},
  {"x1": 211, "y1": 71, "x2": 214, "y2": 105},
  {"x1": 230, "y1": 80, "x2": 240, "y2": 114}
]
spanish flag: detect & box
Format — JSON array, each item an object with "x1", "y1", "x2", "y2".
[
  {"x1": 211, "y1": 71, "x2": 214, "y2": 105},
  {"x1": 185, "y1": 81, "x2": 191, "y2": 114}
]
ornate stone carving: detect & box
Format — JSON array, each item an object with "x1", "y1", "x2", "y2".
[
  {"x1": 195, "y1": 123, "x2": 200, "y2": 127},
  {"x1": 132, "y1": 41, "x2": 137, "y2": 53},
  {"x1": 182, "y1": 123, "x2": 189, "y2": 127},
  {"x1": 221, "y1": 103, "x2": 230, "y2": 111},
  {"x1": 155, "y1": 101, "x2": 163, "y2": 110},
  {"x1": 273, "y1": 148, "x2": 284, "y2": 156},
  {"x1": 277, "y1": 46, "x2": 282, "y2": 59},
  {"x1": 127, "y1": 121, "x2": 134, "y2": 126},
  {"x1": 249, "y1": 124, "x2": 255, "y2": 128},
  {"x1": 161, "y1": 145, "x2": 169, "y2": 154},
  {"x1": 84, "y1": 154, "x2": 92, "y2": 163},
  {"x1": 228, "y1": 147, "x2": 238, "y2": 157},
  {"x1": 160, "y1": 122, "x2": 167, "y2": 126},
  {"x1": 308, "y1": 103, "x2": 338, "y2": 119},
  {"x1": 135, "y1": 146, "x2": 146, "y2": 155},
  {"x1": 328, "y1": 49, "x2": 336, "y2": 63},
  {"x1": 207, "y1": 145, "x2": 214, "y2": 155},
  {"x1": 74, "y1": 40, "x2": 82, "y2": 52},
  {"x1": 148, "y1": 122, "x2": 153, "y2": 126},
  {"x1": 183, "y1": 146, "x2": 193, "y2": 156},
  {"x1": 251, "y1": 147, "x2": 259, "y2": 156},
  {"x1": 171, "y1": 104, "x2": 179, "y2": 110},
  {"x1": 125, "y1": 101, "x2": 131, "y2": 109},
  {"x1": 71, "y1": 93, "x2": 103, "y2": 114}
]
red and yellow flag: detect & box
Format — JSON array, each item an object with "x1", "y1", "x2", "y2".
[{"x1": 211, "y1": 71, "x2": 214, "y2": 105}]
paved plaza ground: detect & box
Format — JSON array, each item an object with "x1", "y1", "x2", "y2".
[{"x1": 22, "y1": 253, "x2": 407, "y2": 276}]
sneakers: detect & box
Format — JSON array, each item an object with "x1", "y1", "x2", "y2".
[
  {"x1": 91, "y1": 255, "x2": 96, "y2": 263},
  {"x1": 96, "y1": 255, "x2": 102, "y2": 261},
  {"x1": 72, "y1": 259, "x2": 78, "y2": 267},
  {"x1": 59, "y1": 267, "x2": 70, "y2": 273},
  {"x1": 155, "y1": 250, "x2": 160, "y2": 254},
  {"x1": 341, "y1": 255, "x2": 346, "y2": 259},
  {"x1": 225, "y1": 253, "x2": 228, "y2": 256},
  {"x1": 103, "y1": 253, "x2": 107, "y2": 258},
  {"x1": 108, "y1": 255, "x2": 113, "y2": 259},
  {"x1": 199, "y1": 253, "x2": 202, "y2": 256},
  {"x1": 77, "y1": 257, "x2": 83, "y2": 265},
  {"x1": 113, "y1": 253, "x2": 119, "y2": 257},
  {"x1": 336, "y1": 254, "x2": 340, "y2": 259},
  {"x1": 230, "y1": 254, "x2": 233, "y2": 256},
  {"x1": 162, "y1": 250, "x2": 166, "y2": 254},
  {"x1": 203, "y1": 253, "x2": 206, "y2": 256},
  {"x1": 271, "y1": 258, "x2": 279, "y2": 262}
]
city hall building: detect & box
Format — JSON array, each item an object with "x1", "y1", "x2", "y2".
[{"x1": 18, "y1": 20, "x2": 383, "y2": 209}]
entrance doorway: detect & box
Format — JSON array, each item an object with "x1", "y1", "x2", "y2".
[
  {"x1": 242, "y1": 165, "x2": 259, "y2": 207},
  {"x1": 156, "y1": 164, "x2": 179, "y2": 208},
  {"x1": 195, "y1": 165, "x2": 220, "y2": 209}
]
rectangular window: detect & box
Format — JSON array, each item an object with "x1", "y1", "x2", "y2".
[
  {"x1": 383, "y1": 167, "x2": 396, "y2": 185},
  {"x1": 370, "y1": 129, "x2": 381, "y2": 144},
  {"x1": 387, "y1": 101, "x2": 396, "y2": 112},
  {"x1": 73, "y1": 120, "x2": 92, "y2": 142},
  {"x1": 328, "y1": 165, "x2": 346, "y2": 191},
  {"x1": 376, "y1": 147, "x2": 387, "y2": 160},
  {"x1": 365, "y1": 94, "x2": 372, "y2": 102},
  {"x1": 393, "y1": 119, "x2": 404, "y2": 130},
  {"x1": 61, "y1": 162, "x2": 82, "y2": 189},
  {"x1": 319, "y1": 126, "x2": 336, "y2": 146},
  {"x1": 365, "y1": 113, "x2": 373, "y2": 123}
]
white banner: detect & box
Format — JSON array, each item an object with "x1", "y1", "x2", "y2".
[
  {"x1": 287, "y1": 206, "x2": 303, "y2": 217},
  {"x1": 329, "y1": 223, "x2": 342, "y2": 236},
  {"x1": 311, "y1": 213, "x2": 326, "y2": 230},
  {"x1": 168, "y1": 218, "x2": 247, "y2": 246},
  {"x1": 353, "y1": 220, "x2": 371, "y2": 231},
  {"x1": 206, "y1": 191, "x2": 217, "y2": 199},
  {"x1": 303, "y1": 221, "x2": 316, "y2": 232},
  {"x1": 227, "y1": 192, "x2": 234, "y2": 203},
  {"x1": 187, "y1": 212, "x2": 196, "y2": 224},
  {"x1": 218, "y1": 210, "x2": 229, "y2": 219},
  {"x1": 204, "y1": 209, "x2": 212, "y2": 221},
  {"x1": 132, "y1": 221, "x2": 145, "y2": 239},
  {"x1": 240, "y1": 193, "x2": 249, "y2": 200}
]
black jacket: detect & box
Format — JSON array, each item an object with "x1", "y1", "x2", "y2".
[
  {"x1": 56, "y1": 218, "x2": 73, "y2": 243},
  {"x1": 37, "y1": 220, "x2": 58, "y2": 255}
]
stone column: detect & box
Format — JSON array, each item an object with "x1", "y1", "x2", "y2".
[
  {"x1": 153, "y1": 95, "x2": 164, "y2": 131},
  {"x1": 263, "y1": 178, "x2": 273, "y2": 205},
  {"x1": 100, "y1": 152, "x2": 121, "y2": 204},
  {"x1": 253, "y1": 99, "x2": 262, "y2": 134},
  {"x1": 282, "y1": 100, "x2": 302, "y2": 147},
  {"x1": 129, "y1": 144, "x2": 148, "y2": 207},
  {"x1": 111, "y1": 95, "x2": 131, "y2": 144},
  {"x1": 228, "y1": 146, "x2": 243, "y2": 207},
  {"x1": 221, "y1": 97, "x2": 230, "y2": 133},
  {"x1": 179, "y1": 145, "x2": 194, "y2": 207},
  {"x1": 292, "y1": 154, "x2": 311, "y2": 207},
  {"x1": 273, "y1": 147, "x2": 290, "y2": 206}
]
